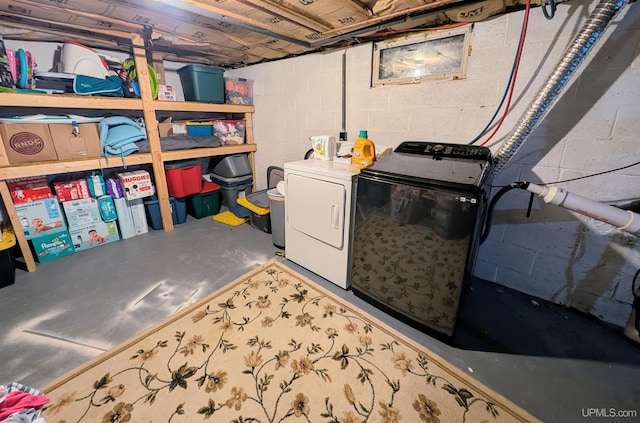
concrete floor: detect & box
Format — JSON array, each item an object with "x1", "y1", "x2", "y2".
[{"x1": 1, "y1": 215, "x2": 639, "y2": 423}]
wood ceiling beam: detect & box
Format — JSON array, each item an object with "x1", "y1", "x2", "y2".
[
  {"x1": 184, "y1": 0, "x2": 309, "y2": 43},
  {"x1": 257, "y1": 0, "x2": 335, "y2": 32},
  {"x1": 1, "y1": 0, "x2": 147, "y2": 32},
  {"x1": 0, "y1": 11, "x2": 138, "y2": 42},
  {"x1": 342, "y1": 0, "x2": 374, "y2": 17},
  {"x1": 320, "y1": 0, "x2": 469, "y2": 36}
]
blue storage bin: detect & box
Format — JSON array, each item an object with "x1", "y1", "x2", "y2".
[
  {"x1": 186, "y1": 122, "x2": 213, "y2": 136},
  {"x1": 144, "y1": 195, "x2": 187, "y2": 230},
  {"x1": 174, "y1": 197, "x2": 187, "y2": 224}
]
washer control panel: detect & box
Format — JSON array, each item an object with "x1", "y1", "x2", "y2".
[{"x1": 395, "y1": 141, "x2": 492, "y2": 161}]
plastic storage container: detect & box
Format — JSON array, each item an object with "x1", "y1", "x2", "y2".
[
  {"x1": 165, "y1": 159, "x2": 203, "y2": 198},
  {"x1": 177, "y1": 64, "x2": 225, "y2": 103},
  {"x1": 186, "y1": 121, "x2": 213, "y2": 136},
  {"x1": 144, "y1": 196, "x2": 187, "y2": 230},
  {"x1": 244, "y1": 190, "x2": 271, "y2": 234},
  {"x1": 0, "y1": 228, "x2": 16, "y2": 289},
  {"x1": 224, "y1": 77, "x2": 254, "y2": 104},
  {"x1": 212, "y1": 120, "x2": 245, "y2": 145},
  {"x1": 268, "y1": 188, "x2": 285, "y2": 249},
  {"x1": 187, "y1": 181, "x2": 221, "y2": 219},
  {"x1": 209, "y1": 173, "x2": 253, "y2": 208},
  {"x1": 210, "y1": 154, "x2": 252, "y2": 178}
]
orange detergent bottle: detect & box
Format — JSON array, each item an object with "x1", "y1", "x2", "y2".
[{"x1": 351, "y1": 130, "x2": 376, "y2": 168}]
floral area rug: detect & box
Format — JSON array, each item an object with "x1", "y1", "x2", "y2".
[{"x1": 41, "y1": 259, "x2": 539, "y2": 423}]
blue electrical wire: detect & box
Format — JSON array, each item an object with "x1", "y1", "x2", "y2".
[
  {"x1": 541, "y1": 0, "x2": 556, "y2": 20},
  {"x1": 467, "y1": 53, "x2": 518, "y2": 145},
  {"x1": 468, "y1": 1, "x2": 532, "y2": 145}
]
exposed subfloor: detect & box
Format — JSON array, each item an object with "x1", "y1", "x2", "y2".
[{"x1": 1, "y1": 216, "x2": 639, "y2": 423}]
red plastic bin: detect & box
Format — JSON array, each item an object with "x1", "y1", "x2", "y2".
[{"x1": 164, "y1": 159, "x2": 203, "y2": 198}]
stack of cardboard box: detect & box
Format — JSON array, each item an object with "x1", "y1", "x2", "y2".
[
  {"x1": 8, "y1": 170, "x2": 154, "y2": 263},
  {"x1": 0, "y1": 122, "x2": 101, "y2": 165},
  {"x1": 8, "y1": 176, "x2": 75, "y2": 263}
]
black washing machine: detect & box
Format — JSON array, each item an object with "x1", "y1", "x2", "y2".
[{"x1": 350, "y1": 141, "x2": 494, "y2": 340}]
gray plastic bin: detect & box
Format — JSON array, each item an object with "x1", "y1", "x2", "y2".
[
  {"x1": 210, "y1": 154, "x2": 252, "y2": 178},
  {"x1": 268, "y1": 188, "x2": 285, "y2": 249}
]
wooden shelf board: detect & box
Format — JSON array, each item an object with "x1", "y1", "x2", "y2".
[
  {"x1": 0, "y1": 92, "x2": 144, "y2": 109},
  {"x1": 0, "y1": 154, "x2": 153, "y2": 179},
  {"x1": 154, "y1": 101, "x2": 254, "y2": 113},
  {"x1": 161, "y1": 144, "x2": 257, "y2": 161}
]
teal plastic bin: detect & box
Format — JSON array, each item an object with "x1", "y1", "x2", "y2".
[{"x1": 178, "y1": 64, "x2": 224, "y2": 103}]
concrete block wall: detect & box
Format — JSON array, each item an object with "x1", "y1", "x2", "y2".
[{"x1": 228, "y1": 0, "x2": 640, "y2": 327}]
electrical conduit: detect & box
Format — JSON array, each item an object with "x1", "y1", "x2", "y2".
[{"x1": 493, "y1": 0, "x2": 629, "y2": 174}]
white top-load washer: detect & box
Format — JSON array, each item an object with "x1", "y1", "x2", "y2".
[{"x1": 284, "y1": 159, "x2": 361, "y2": 289}]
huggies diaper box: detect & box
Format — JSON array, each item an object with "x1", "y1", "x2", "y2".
[
  {"x1": 30, "y1": 230, "x2": 75, "y2": 263},
  {"x1": 68, "y1": 220, "x2": 120, "y2": 252},
  {"x1": 116, "y1": 170, "x2": 154, "y2": 200},
  {"x1": 15, "y1": 197, "x2": 67, "y2": 240},
  {"x1": 7, "y1": 176, "x2": 53, "y2": 204}
]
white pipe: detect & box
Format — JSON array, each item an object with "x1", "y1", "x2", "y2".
[{"x1": 525, "y1": 183, "x2": 640, "y2": 236}]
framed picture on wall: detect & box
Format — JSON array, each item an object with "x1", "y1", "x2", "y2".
[{"x1": 372, "y1": 26, "x2": 472, "y2": 86}]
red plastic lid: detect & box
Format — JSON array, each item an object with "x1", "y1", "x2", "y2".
[{"x1": 201, "y1": 180, "x2": 221, "y2": 193}]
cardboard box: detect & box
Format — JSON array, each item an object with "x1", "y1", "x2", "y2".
[
  {"x1": 49, "y1": 123, "x2": 101, "y2": 160},
  {"x1": 0, "y1": 124, "x2": 57, "y2": 164},
  {"x1": 116, "y1": 170, "x2": 155, "y2": 200},
  {"x1": 213, "y1": 119, "x2": 245, "y2": 145},
  {"x1": 114, "y1": 197, "x2": 136, "y2": 239},
  {"x1": 157, "y1": 84, "x2": 176, "y2": 101},
  {"x1": 30, "y1": 230, "x2": 75, "y2": 263},
  {"x1": 62, "y1": 197, "x2": 102, "y2": 228},
  {"x1": 15, "y1": 197, "x2": 67, "y2": 240},
  {"x1": 128, "y1": 198, "x2": 149, "y2": 235},
  {"x1": 68, "y1": 220, "x2": 120, "y2": 252},
  {"x1": 158, "y1": 119, "x2": 188, "y2": 137},
  {"x1": 7, "y1": 176, "x2": 53, "y2": 204},
  {"x1": 52, "y1": 179, "x2": 91, "y2": 202}
]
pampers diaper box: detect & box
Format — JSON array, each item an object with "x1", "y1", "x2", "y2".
[
  {"x1": 14, "y1": 197, "x2": 67, "y2": 240},
  {"x1": 68, "y1": 220, "x2": 120, "y2": 252},
  {"x1": 30, "y1": 230, "x2": 75, "y2": 263}
]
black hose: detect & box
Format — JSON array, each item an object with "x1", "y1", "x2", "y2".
[{"x1": 480, "y1": 182, "x2": 529, "y2": 245}]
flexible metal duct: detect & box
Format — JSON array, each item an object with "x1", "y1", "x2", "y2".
[{"x1": 493, "y1": 0, "x2": 630, "y2": 173}]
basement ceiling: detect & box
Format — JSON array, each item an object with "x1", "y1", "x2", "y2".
[{"x1": 0, "y1": 0, "x2": 564, "y2": 69}]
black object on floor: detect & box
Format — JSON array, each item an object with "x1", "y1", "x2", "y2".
[{"x1": 454, "y1": 277, "x2": 640, "y2": 365}]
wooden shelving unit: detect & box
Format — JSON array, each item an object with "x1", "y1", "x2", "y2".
[{"x1": 0, "y1": 32, "x2": 258, "y2": 273}]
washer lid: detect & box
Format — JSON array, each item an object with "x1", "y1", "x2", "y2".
[{"x1": 363, "y1": 142, "x2": 493, "y2": 188}]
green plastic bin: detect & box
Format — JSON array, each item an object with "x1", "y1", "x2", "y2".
[
  {"x1": 177, "y1": 64, "x2": 224, "y2": 103},
  {"x1": 187, "y1": 181, "x2": 221, "y2": 219}
]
